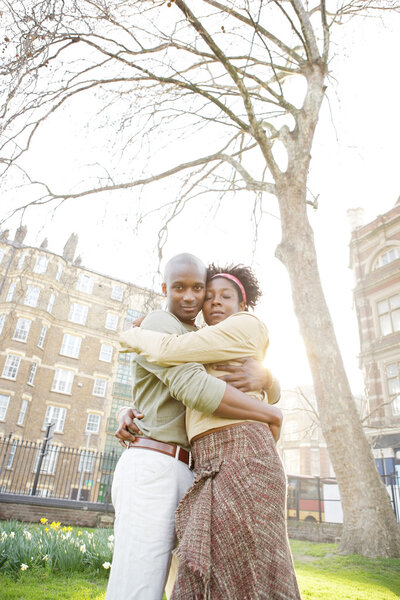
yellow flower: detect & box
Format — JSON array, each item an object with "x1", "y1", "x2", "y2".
[
  {"x1": 50, "y1": 521, "x2": 61, "y2": 530},
  {"x1": 40, "y1": 518, "x2": 48, "y2": 525},
  {"x1": 77, "y1": 531, "x2": 82, "y2": 536},
  {"x1": 67, "y1": 526, "x2": 72, "y2": 531},
  {"x1": 62, "y1": 526, "x2": 67, "y2": 532},
  {"x1": 44, "y1": 527, "x2": 49, "y2": 533}
]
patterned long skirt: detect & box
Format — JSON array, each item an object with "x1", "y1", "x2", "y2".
[{"x1": 171, "y1": 421, "x2": 302, "y2": 600}]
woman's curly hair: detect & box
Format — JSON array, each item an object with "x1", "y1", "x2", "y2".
[{"x1": 206, "y1": 263, "x2": 262, "y2": 310}]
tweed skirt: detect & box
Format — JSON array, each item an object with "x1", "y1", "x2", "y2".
[{"x1": 171, "y1": 421, "x2": 302, "y2": 600}]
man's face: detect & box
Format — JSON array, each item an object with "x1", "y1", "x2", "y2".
[{"x1": 162, "y1": 262, "x2": 207, "y2": 325}]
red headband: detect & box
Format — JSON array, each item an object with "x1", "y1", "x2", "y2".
[{"x1": 210, "y1": 273, "x2": 247, "y2": 305}]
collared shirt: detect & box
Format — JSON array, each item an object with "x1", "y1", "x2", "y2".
[
  {"x1": 120, "y1": 310, "x2": 226, "y2": 451},
  {"x1": 121, "y1": 311, "x2": 280, "y2": 442}
]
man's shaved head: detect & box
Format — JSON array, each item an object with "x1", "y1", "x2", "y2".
[
  {"x1": 162, "y1": 253, "x2": 207, "y2": 325},
  {"x1": 163, "y1": 253, "x2": 206, "y2": 283}
]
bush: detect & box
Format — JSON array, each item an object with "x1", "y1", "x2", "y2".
[{"x1": 0, "y1": 519, "x2": 114, "y2": 577}]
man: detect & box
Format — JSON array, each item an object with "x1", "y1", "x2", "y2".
[{"x1": 105, "y1": 253, "x2": 280, "y2": 600}]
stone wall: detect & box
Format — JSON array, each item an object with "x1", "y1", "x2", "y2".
[{"x1": 287, "y1": 518, "x2": 342, "y2": 543}]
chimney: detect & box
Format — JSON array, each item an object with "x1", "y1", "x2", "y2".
[
  {"x1": 347, "y1": 208, "x2": 365, "y2": 232},
  {"x1": 14, "y1": 226, "x2": 27, "y2": 245},
  {"x1": 63, "y1": 233, "x2": 78, "y2": 262}
]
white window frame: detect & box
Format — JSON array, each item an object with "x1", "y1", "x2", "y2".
[
  {"x1": 17, "y1": 253, "x2": 26, "y2": 269},
  {"x1": 60, "y1": 334, "x2": 82, "y2": 359},
  {"x1": 43, "y1": 405, "x2": 67, "y2": 433},
  {"x1": 27, "y1": 362, "x2": 38, "y2": 385},
  {"x1": 105, "y1": 313, "x2": 118, "y2": 331},
  {"x1": 78, "y1": 451, "x2": 95, "y2": 473},
  {"x1": 374, "y1": 247, "x2": 400, "y2": 270},
  {"x1": 386, "y1": 363, "x2": 400, "y2": 416},
  {"x1": 52, "y1": 368, "x2": 74, "y2": 395},
  {"x1": 76, "y1": 273, "x2": 94, "y2": 294},
  {"x1": 33, "y1": 255, "x2": 49, "y2": 275},
  {"x1": 13, "y1": 318, "x2": 32, "y2": 343},
  {"x1": 47, "y1": 293, "x2": 55, "y2": 313},
  {"x1": 86, "y1": 414, "x2": 101, "y2": 434},
  {"x1": 377, "y1": 294, "x2": 400, "y2": 336},
  {"x1": 6, "y1": 282, "x2": 16, "y2": 302},
  {"x1": 111, "y1": 285, "x2": 124, "y2": 301},
  {"x1": 99, "y1": 343, "x2": 113, "y2": 362},
  {"x1": 2, "y1": 354, "x2": 21, "y2": 380},
  {"x1": 17, "y1": 399, "x2": 29, "y2": 425},
  {"x1": 24, "y1": 285, "x2": 40, "y2": 307},
  {"x1": 56, "y1": 264, "x2": 63, "y2": 281},
  {"x1": 68, "y1": 303, "x2": 88, "y2": 325},
  {"x1": 38, "y1": 325, "x2": 47, "y2": 348},
  {"x1": 34, "y1": 445, "x2": 60, "y2": 474},
  {"x1": 93, "y1": 377, "x2": 107, "y2": 397},
  {"x1": 0, "y1": 394, "x2": 10, "y2": 420},
  {"x1": 6, "y1": 440, "x2": 18, "y2": 469},
  {"x1": 0, "y1": 314, "x2": 6, "y2": 336}
]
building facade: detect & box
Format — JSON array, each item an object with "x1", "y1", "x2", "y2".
[
  {"x1": 349, "y1": 199, "x2": 400, "y2": 480},
  {"x1": 278, "y1": 386, "x2": 335, "y2": 479},
  {"x1": 0, "y1": 228, "x2": 162, "y2": 489}
]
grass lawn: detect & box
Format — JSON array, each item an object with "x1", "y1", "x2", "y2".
[{"x1": 0, "y1": 540, "x2": 399, "y2": 599}]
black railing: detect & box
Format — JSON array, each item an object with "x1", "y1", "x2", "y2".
[{"x1": 0, "y1": 436, "x2": 118, "y2": 504}]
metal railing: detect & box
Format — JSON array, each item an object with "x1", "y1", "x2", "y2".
[{"x1": 0, "y1": 436, "x2": 118, "y2": 504}]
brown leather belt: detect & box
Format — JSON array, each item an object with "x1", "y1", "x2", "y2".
[{"x1": 128, "y1": 437, "x2": 190, "y2": 466}]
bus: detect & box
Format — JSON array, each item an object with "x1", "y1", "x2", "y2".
[{"x1": 287, "y1": 475, "x2": 343, "y2": 523}]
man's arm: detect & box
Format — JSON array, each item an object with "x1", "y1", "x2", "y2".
[{"x1": 213, "y1": 358, "x2": 281, "y2": 403}]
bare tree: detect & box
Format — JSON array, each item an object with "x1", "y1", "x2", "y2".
[{"x1": 1, "y1": 0, "x2": 400, "y2": 556}]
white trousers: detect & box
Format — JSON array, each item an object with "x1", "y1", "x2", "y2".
[{"x1": 105, "y1": 448, "x2": 194, "y2": 600}]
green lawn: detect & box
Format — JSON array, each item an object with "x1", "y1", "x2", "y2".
[{"x1": 0, "y1": 540, "x2": 398, "y2": 600}]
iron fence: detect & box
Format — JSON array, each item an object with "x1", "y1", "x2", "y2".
[{"x1": 0, "y1": 436, "x2": 119, "y2": 504}]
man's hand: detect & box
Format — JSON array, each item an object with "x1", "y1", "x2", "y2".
[
  {"x1": 115, "y1": 407, "x2": 144, "y2": 448},
  {"x1": 213, "y1": 358, "x2": 272, "y2": 393}
]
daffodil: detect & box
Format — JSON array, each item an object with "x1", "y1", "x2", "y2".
[
  {"x1": 40, "y1": 518, "x2": 48, "y2": 524},
  {"x1": 102, "y1": 562, "x2": 111, "y2": 569},
  {"x1": 20, "y1": 564, "x2": 28, "y2": 571}
]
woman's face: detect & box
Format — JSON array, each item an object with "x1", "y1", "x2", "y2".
[{"x1": 202, "y1": 277, "x2": 246, "y2": 325}]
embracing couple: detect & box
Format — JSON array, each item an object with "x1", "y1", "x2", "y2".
[{"x1": 105, "y1": 253, "x2": 301, "y2": 600}]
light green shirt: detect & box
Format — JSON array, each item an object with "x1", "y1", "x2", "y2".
[{"x1": 122, "y1": 310, "x2": 226, "y2": 451}]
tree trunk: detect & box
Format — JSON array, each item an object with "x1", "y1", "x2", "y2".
[{"x1": 275, "y1": 180, "x2": 400, "y2": 557}]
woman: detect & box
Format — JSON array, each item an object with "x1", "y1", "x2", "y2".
[{"x1": 122, "y1": 264, "x2": 301, "y2": 600}]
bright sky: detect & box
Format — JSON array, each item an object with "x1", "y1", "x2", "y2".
[{"x1": 1, "y1": 10, "x2": 399, "y2": 394}]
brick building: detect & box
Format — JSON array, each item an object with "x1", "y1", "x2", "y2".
[
  {"x1": 278, "y1": 387, "x2": 335, "y2": 479},
  {"x1": 349, "y1": 199, "x2": 400, "y2": 479},
  {"x1": 0, "y1": 228, "x2": 162, "y2": 488}
]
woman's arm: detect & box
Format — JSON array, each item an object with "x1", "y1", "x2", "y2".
[{"x1": 120, "y1": 313, "x2": 266, "y2": 365}]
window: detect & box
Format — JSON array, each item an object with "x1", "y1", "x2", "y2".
[
  {"x1": 2, "y1": 354, "x2": 21, "y2": 380},
  {"x1": 78, "y1": 451, "x2": 95, "y2": 473},
  {"x1": 310, "y1": 449, "x2": 320, "y2": 476},
  {"x1": 116, "y1": 360, "x2": 132, "y2": 385},
  {"x1": 52, "y1": 369, "x2": 74, "y2": 394},
  {"x1": 0, "y1": 248, "x2": 4, "y2": 264},
  {"x1": 47, "y1": 293, "x2": 55, "y2": 313},
  {"x1": 283, "y1": 449, "x2": 300, "y2": 475},
  {"x1": 24, "y1": 285, "x2": 40, "y2": 307},
  {"x1": 386, "y1": 363, "x2": 400, "y2": 416},
  {"x1": 0, "y1": 394, "x2": 10, "y2": 420},
  {"x1": 76, "y1": 273, "x2": 94, "y2": 294},
  {"x1": 33, "y1": 255, "x2": 49, "y2": 274},
  {"x1": 377, "y1": 294, "x2": 400, "y2": 336},
  {"x1": 17, "y1": 399, "x2": 28, "y2": 425},
  {"x1": 27, "y1": 362, "x2": 38, "y2": 385},
  {"x1": 86, "y1": 414, "x2": 101, "y2": 434},
  {"x1": 13, "y1": 318, "x2": 32, "y2": 342},
  {"x1": 105, "y1": 313, "x2": 118, "y2": 330},
  {"x1": 60, "y1": 334, "x2": 82, "y2": 359},
  {"x1": 125, "y1": 309, "x2": 144, "y2": 329},
  {"x1": 99, "y1": 343, "x2": 113, "y2": 362},
  {"x1": 38, "y1": 325, "x2": 47, "y2": 348},
  {"x1": 111, "y1": 285, "x2": 124, "y2": 301},
  {"x1": 6, "y1": 440, "x2": 18, "y2": 469},
  {"x1": 283, "y1": 420, "x2": 298, "y2": 441},
  {"x1": 93, "y1": 378, "x2": 107, "y2": 397},
  {"x1": 6, "y1": 282, "x2": 16, "y2": 302},
  {"x1": 374, "y1": 247, "x2": 400, "y2": 270},
  {"x1": 17, "y1": 253, "x2": 26, "y2": 269},
  {"x1": 34, "y1": 445, "x2": 59, "y2": 474},
  {"x1": 56, "y1": 265, "x2": 63, "y2": 281},
  {"x1": 43, "y1": 405, "x2": 66, "y2": 433},
  {"x1": 68, "y1": 303, "x2": 88, "y2": 325},
  {"x1": 0, "y1": 314, "x2": 6, "y2": 335}
]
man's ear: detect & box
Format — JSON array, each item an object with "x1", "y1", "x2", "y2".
[
  {"x1": 239, "y1": 301, "x2": 246, "y2": 311},
  {"x1": 161, "y1": 283, "x2": 167, "y2": 296}
]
